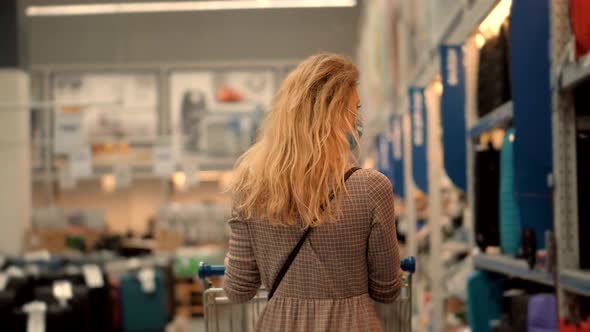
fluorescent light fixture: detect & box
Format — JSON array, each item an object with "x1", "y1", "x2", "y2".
[{"x1": 26, "y1": 0, "x2": 357, "y2": 16}]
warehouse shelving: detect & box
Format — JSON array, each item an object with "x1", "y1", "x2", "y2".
[
  {"x1": 560, "y1": 53, "x2": 590, "y2": 91},
  {"x1": 472, "y1": 254, "x2": 555, "y2": 286},
  {"x1": 394, "y1": 1, "x2": 507, "y2": 331},
  {"x1": 560, "y1": 269, "x2": 590, "y2": 297},
  {"x1": 551, "y1": 0, "x2": 588, "y2": 321},
  {"x1": 468, "y1": 101, "x2": 513, "y2": 139}
]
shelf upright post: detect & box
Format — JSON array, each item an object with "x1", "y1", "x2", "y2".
[
  {"x1": 464, "y1": 37, "x2": 479, "y2": 250},
  {"x1": 158, "y1": 68, "x2": 172, "y2": 205},
  {"x1": 426, "y1": 85, "x2": 445, "y2": 332},
  {"x1": 550, "y1": 0, "x2": 581, "y2": 319},
  {"x1": 403, "y1": 108, "x2": 417, "y2": 261},
  {"x1": 41, "y1": 70, "x2": 55, "y2": 205}
]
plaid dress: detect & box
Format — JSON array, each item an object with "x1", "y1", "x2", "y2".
[{"x1": 223, "y1": 168, "x2": 402, "y2": 331}]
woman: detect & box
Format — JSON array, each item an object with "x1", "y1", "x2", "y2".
[{"x1": 224, "y1": 53, "x2": 402, "y2": 331}]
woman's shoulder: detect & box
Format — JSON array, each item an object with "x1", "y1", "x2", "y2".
[
  {"x1": 355, "y1": 168, "x2": 393, "y2": 197},
  {"x1": 354, "y1": 168, "x2": 390, "y2": 184}
]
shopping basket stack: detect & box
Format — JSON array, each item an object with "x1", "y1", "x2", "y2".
[{"x1": 199, "y1": 256, "x2": 416, "y2": 332}]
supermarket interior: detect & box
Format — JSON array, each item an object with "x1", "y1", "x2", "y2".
[{"x1": 1, "y1": 0, "x2": 590, "y2": 331}]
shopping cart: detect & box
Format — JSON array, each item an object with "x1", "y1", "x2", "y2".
[{"x1": 199, "y1": 256, "x2": 416, "y2": 332}]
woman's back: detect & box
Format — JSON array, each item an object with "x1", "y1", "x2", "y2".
[{"x1": 224, "y1": 169, "x2": 402, "y2": 331}]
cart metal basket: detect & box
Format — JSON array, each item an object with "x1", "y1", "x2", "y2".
[{"x1": 199, "y1": 256, "x2": 415, "y2": 332}]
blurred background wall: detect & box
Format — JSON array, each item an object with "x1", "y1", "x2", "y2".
[{"x1": 20, "y1": 0, "x2": 361, "y2": 66}]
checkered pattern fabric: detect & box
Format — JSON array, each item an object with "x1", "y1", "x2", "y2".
[{"x1": 224, "y1": 168, "x2": 402, "y2": 331}]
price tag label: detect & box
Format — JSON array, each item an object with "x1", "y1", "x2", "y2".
[
  {"x1": 114, "y1": 163, "x2": 132, "y2": 189},
  {"x1": 138, "y1": 268, "x2": 156, "y2": 293},
  {"x1": 54, "y1": 112, "x2": 84, "y2": 154},
  {"x1": 24, "y1": 250, "x2": 51, "y2": 262},
  {"x1": 52, "y1": 280, "x2": 73, "y2": 302},
  {"x1": 82, "y1": 264, "x2": 104, "y2": 289},
  {"x1": 183, "y1": 158, "x2": 200, "y2": 188},
  {"x1": 153, "y1": 146, "x2": 175, "y2": 176},
  {"x1": 70, "y1": 147, "x2": 93, "y2": 179},
  {"x1": 23, "y1": 301, "x2": 46, "y2": 332},
  {"x1": 6, "y1": 266, "x2": 24, "y2": 278},
  {"x1": 58, "y1": 165, "x2": 76, "y2": 190}
]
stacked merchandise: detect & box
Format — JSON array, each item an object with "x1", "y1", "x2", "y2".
[
  {"x1": 468, "y1": 271, "x2": 558, "y2": 332},
  {"x1": 510, "y1": 0, "x2": 553, "y2": 252},
  {"x1": 499, "y1": 128, "x2": 520, "y2": 256},
  {"x1": 0, "y1": 253, "x2": 176, "y2": 332},
  {"x1": 473, "y1": 143, "x2": 501, "y2": 251},
  {"x1": 570, "y1": 0, "x2": 590, "y2": 59},
  {"x1": 157, "y1": 203, "x2": 230, "y2": 246},
  {"x1": 473, "y1": 17, "x2": 512, "y2": 254},
  {"x1": 157, "y1": 203, "x2": 229, "y2": 317},
  {"x1": 25, "y1": 208, "x2": 108, "y2": 254},
  {"x1": 477, "y1": 18, "x2": 512, "y2": 118},
  {"x1": 172, "y1": 246, "x2": 225, "y2": 318}
]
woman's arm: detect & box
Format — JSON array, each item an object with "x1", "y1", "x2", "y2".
[
  {"x1": 367, "y1": 170, "x2": 403, "y2": 303},
  {"x1": 223, "y1": 217, "x2": 261, "y2": 303}
]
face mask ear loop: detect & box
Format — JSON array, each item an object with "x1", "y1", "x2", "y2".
[{"x1": 346, "y1": 108, "x2": 363, "y2": 151}]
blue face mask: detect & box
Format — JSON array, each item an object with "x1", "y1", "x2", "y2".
[{"x1": 347, "y1": 117, "x2": 364, "y2": 150}]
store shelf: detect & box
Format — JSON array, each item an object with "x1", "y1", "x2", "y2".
[
  {"x1": 560, "y1": 269, "x2": 590, "y2": 297},
  {"x1": 472, "y1": 254, "x2": 554, "y2": 286},
  {"x1": 469, "y1": 101, "x2": 513, "y2": 139},
  {"x1": 561, "y1": 54, "x2": 590, "y2": 91}
]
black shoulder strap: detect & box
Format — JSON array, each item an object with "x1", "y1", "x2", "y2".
[{"x1": 267, "y1": 167, "x2": 361, "y2": 300}]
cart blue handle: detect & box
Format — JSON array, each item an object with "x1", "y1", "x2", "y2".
[
  {"x1": 199, "y1": 256, "x2": 416, "y2": 279},
  {"x1": 198, "y1": 262, "x2": 226, "y2": 279},
  {"x1": 400, "y1": 256, "x2": 416, "y2": 274}
]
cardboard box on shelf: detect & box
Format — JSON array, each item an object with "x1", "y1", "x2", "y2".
[
  {"x1": 24, "y1": 229, "x2": 67, "y2": 253},
  {"x1": 23, "y1": 227, "x2": 105, "y2": 253},
  {"x1": 156, "y1": 229, "x2": 184, "y2": 252}
]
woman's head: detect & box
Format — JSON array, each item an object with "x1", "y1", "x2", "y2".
[{"x1": 230, "y1": 53, "x2": 361, "y2": 227}]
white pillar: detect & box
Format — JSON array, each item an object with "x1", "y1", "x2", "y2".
[{"x1": 0, "y1": 69, "x2": 30, "y2": 255}]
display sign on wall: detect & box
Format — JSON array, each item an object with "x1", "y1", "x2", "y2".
[
  {"x1": 169, "y1": 69, "x2": 276, "y2": 166},
  {"x1": 376, "y1": 133, "x2": 392, "y2": 183},
  {"x1": 440, "y1": 44, "x2": 467, "y2": 192},
  {"x1": 52, "y1": 73, "x2": 158, "y2": 167},
  {"x1": 409, "y1": 87, "x2": 428, "y2": 193},
  {"x1": 510, "y1": 0, "x2": 553, "y2": 248},
  {"x1": 390, "y1": 114, "x2": 405, "y2": 198}
]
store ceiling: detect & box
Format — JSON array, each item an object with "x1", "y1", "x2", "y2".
[{"x1": 23, "y1": 0, "x2": 357, "y2": 16}]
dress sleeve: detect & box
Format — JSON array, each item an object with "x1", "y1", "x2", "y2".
[
  {"x1": 366, "y1": 170, "x2": 403, "y2": 303},
  {"x1": 223, "y1": 216, "x2": 261, "y2": 303}
]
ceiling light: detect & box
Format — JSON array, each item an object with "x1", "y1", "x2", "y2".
[
  {"x1": 475, "y1": 33, "x2": 486, "y2": 49},
  {"x1": 172, "y1": 171, "x2": 187, "y2": 191},
  {"x1": 26, "y1": 0, "x2": 356, "y2": 16},
  {"x1": 478, "y1": 0, "x2": 511, "y2": 37},
  {"x1": 433, "y1": 81, "x2": 443, "y2": 96},
  {"x1": 101, "y1": 174, "x2": 116, "y2": 193}
]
